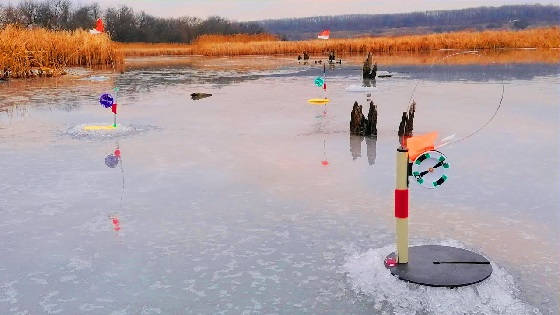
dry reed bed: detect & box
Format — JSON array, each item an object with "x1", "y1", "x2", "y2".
[
  {"x1": 193, "y1": 33, "x2": 279, "y2": 45},
  {"x1": 118, "y1": 34, "x2": 277, "y2": 56},
  {"x1": 0, "y1": 25, "x2": 123, "y2": 79},
  {"x1": 114, "y1": 28, "x2": 560, "y2": 59},
  {"x1": 118, "y1": 42, "x2": 193, "y2": 56},
  {"x1": 3, "y1": 27, "x2": 558, "y2": 80},
  {"x1": 191, "y1": 27, "x2": 560, "y2": 56}
]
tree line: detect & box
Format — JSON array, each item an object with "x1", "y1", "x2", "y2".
[
  {"x1": 0, "y1": 0, "x2": 264, "y2": 43},
  {"x1": 256, "y1": 5, "x2": 560, "y2": 40}
]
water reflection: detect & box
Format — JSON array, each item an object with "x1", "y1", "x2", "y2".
[
  {"x1": 365, "y1": 136, "x2": 377, "y2": 166},
  {"x1": 315, "y1": 104, "x2": 330, "y2": 166},
  {"x1": 350, "y1": 135, "x2": 363, "y2": 160},
  {"x1": 113, "y1": 59, "x2": 558, "y2": 100},
  {"x1": 363, "y1": 78, "x2": 376, "y2": 87},
  {"x1": 350, "y1": 135, "x2": 377, "y2": 166},
  {"x1": 0, "y1": 103, "x2": 30, "y2": 118},
  {"x1": 110, "y1": 215, "x2": 121, "y2": 231},
  {"x1": 115, "y1": 62, "x2": 316, "y2": 96},
  {"x1": 321, "y1": 137, "x2": 329, "y2": 166},
  {"x1": 338, "y1": 49, "x2": 560, "y2": 66},
  {"x1": 0, "y1": 74, "x2": 115, "y2": 111},
  {"x1": 105, "y1": 143, "x2": 125, "y2": 232},
  {"x1": 389, "y1": 63, "x2": 560, "y2": 82},
  {"x1": 3, "y1": 55, "x2": 554, "y2": 113},
  {"x1": 104, "y1": 148, "x2": 121, "y2": 168}
]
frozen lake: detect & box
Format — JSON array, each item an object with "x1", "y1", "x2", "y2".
[{"x1": 0, "y1": 53, "x2": 559, "y2": 314}]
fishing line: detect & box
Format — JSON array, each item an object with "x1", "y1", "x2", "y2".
[
  {"x1": 405, "y1": 50, "x2": 506, "y2": 147},
  {"x1": 436, "y1": 83, "x2": 504, "y2": 148},
  {"x1": 406, "y1": 50, "x2": 480, "y2": 112}
]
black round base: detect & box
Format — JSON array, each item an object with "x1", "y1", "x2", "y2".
[{"x1": 384, "y1": 245, "x2": 492, "y2": 287}]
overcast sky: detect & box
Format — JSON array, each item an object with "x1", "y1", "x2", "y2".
[{"x1": 71, "y1": 0, "x2": 557, "y2": 21}]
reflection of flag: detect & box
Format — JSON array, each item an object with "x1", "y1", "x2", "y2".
[
  {"x1": 318, "y1": 30, "x2": 330, "y2": 40},
  {"x1": 89, "y1": 18, "x2": 104, "y2": 34},
  {"x1": 111, "y1": 216, "x2": 120, "y2": 231},
  {"x1": 111, "y1": 103, "x2": 117, "y2": 114}
]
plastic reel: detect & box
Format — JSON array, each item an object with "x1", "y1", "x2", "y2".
[{"x1": 411, "y1": 150, "x2": 450, "y2": 189}]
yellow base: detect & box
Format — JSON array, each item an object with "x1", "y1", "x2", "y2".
[
  {"x1": 307, "y1": 98, "x2": 330, "y2": 105},
  {"x1": 83, "y1": 125, "x2": 117, "y2": 131}
]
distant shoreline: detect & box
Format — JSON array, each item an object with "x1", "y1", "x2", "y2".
[
  {"x1": 118, "y1": 27, "x2": 560, "y2": 57},
  {"x1": 1, "y1": 26, "x2": 559, "y2": 80}
]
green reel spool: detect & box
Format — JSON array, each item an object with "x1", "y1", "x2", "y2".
[{"x1": 411, "y1": 150, "x2": 450, "y2": 189}]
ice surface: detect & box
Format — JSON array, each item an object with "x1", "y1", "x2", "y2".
[
  {"x1": 345, "y1": 85, "x2": 378, "y2": 92},
  {"x1": 79, "y1": 76, "x2": 110, "y2": 82},
  {"x1": 343, "y1": 241, "x2": 542, "y2": 315},
  {"x1": 0, "y1": 55, "x2": 558, "y2": 314}
]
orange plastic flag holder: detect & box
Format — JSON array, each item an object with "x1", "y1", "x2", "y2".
[{"x1": 406, "y1": 132, "x2": 438, "y2": 161}]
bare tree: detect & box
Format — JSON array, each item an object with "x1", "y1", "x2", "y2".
[
  {"x1": 17, "y1": 0, "x2": 38, "y2": 26},
  {"x1": 2, "y1": 1, "x2": 265, "y2": 43}
]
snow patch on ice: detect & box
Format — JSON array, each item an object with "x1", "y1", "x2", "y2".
[
  {"x1": 39, "y1": 291, "x2": 62, "y2": 314},
  {"x1": 67, "y1": 257, "x2": 92, "y2": 272},
  {"x1": 342, "y1": 242, "x2": 541, "y2": 315},
  {"x1": 65, "y1": 123, "x2": 157, "y2": 139},
  {"x1": 0, "y1": 281, "x2": 18, "y2": 304}
]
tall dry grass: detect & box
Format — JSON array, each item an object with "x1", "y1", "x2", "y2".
[
  {"x1": 190, "y1": 27, "x2": 560, "y2": 56},
  {"x1": 117, "y1": 42, "x2": 193, "y2": 56},
  {"x1": 3, "y1": 26, "x2": 558, "y2": 79},
  {"x1": 0, "y1": 25, "x2": 123, "y2": 79},
  {"x1": 193, "y1": 33, "x2": 279, "y2": 45},
  {"x1": 117, "y1": 27, "x2": 560, "y2": 57},
  {"x1": 118, "y1": 34, "x2": 278, "y2": 57}
]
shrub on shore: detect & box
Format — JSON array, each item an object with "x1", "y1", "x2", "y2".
[{"x1": 0, "y1": 25, "x2": 123, "y2": 79}]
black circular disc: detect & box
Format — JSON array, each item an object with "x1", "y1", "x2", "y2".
[{"x1": 385, "y1": 245, "x2": 492, "y2": 287}]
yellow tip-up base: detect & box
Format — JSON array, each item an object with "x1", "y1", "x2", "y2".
[
  {"x1": 307, "y1": 98, "x2": 330, "y2": 105},
  {"x1": 83, "y1": 125, "x2": 117, "y2": 131}
]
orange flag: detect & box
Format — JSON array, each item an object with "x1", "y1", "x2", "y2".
[
  {"x1": 407, "y1": 132, "x2": 438, "y2": 161},
  {"x1": 95, "y1": 19, "x2": 104, "y2": 33},
  {"x1": 317, "y1": 30, "x2": 330, "y2": 40}
]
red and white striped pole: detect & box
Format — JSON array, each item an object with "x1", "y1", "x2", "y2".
[{"x1": 395, "y1": 147, "x2": 409, "y2": 263}]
